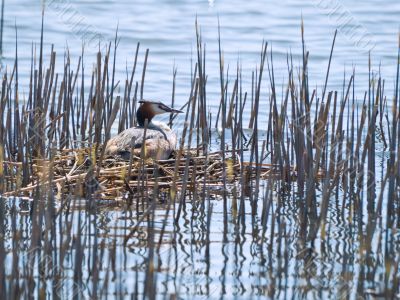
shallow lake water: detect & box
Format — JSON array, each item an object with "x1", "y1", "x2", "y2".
[
  {"x1": 1, "y1": 0, "x2": 400, "y2": 113},
  {"x1": 1, "y1": 1, "x2": 400, "y2": 299}
]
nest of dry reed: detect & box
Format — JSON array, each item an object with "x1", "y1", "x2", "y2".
[
  {"x1": 2, "y1": 147, "x2": 307, "y2": 201},
  {"x1": 3, "y1": 148, "x2": 242, "y2": 201}
]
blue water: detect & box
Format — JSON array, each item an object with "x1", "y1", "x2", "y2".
[
  {"x1": 1, "y1": 1, "x2": 400, "y2": 299},
  {"x1": 1, "y1": 0, "x2": 399, "y2": 112}
]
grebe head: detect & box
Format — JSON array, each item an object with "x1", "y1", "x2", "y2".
[{"x1": 136, "y1": 100, "x2": 183, "y2": 127}]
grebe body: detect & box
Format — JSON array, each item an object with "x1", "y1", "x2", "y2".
[{"x1": 105, "y1": 100, "x2": 182, "y2": 160}]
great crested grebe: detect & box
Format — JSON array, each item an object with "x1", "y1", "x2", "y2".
[{"x1": 105, "y1": 100, "x2": 183, "y2": 160}]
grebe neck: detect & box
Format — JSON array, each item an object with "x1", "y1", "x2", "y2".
[{"x1": 136, "y1": 106, "x2": 153, "y2": 127}]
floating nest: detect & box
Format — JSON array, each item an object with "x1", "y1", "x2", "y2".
[
  {"x1": 2, "y1": 147, "x2": 307, "y2": 201},
  {"x1": 2, "y1": 148, "x2": 239, "y2": 201}
]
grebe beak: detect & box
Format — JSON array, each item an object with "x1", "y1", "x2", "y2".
[{"x1": 166, "y1": 107, "x2": 184, "y2": 114}]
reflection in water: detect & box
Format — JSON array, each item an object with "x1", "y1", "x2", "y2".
[{"x1": 1, "y1": 178, "x2": 399, "y2": 299}]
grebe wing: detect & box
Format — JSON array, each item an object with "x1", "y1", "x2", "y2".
[{"x1": 105, "y1": 125, "x2": 177, "y2": 160}]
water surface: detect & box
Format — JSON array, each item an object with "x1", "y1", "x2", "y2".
[
  {"x1": 1, "y1": 0, "x2": 399, "y2": 112},
  {"x1": 0, "y1": 1, "x2": 399, "y2": 299}
]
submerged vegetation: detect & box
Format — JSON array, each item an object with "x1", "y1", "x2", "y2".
[{"x1": 0, "y1": 13, "x2": 399, "y2": 299}]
